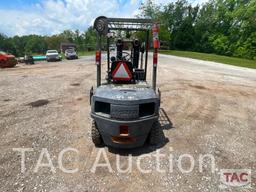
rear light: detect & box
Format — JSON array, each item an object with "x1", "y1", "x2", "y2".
[
  {"x1": 95, "y1": 50, "x2": 101, "y2": 65},
  {"x1": 152, "y1": 24, "x2": 159, "y2": 49},
  {"x1": 153, "y1": 51, "x2": 158, "y2": 66},
  {"x1": 120, "y1": 125, "x2": 129, "y2": 135},
  {"x1": 112, "y1": 136, "x2": 136, "y2": 144}
]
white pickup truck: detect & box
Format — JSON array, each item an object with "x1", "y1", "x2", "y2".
[{"x1": 46, "y1": 50, "x2": 62, "y2": 62}]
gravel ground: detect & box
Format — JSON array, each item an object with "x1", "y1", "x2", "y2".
[{"x1": 0, "y1": 54, "x2": 255, "y2": 192}]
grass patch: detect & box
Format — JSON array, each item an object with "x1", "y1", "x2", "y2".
[
  {"x1": 159, "y1": 50, "x2": 256, "y2": 69},
  {"x1": 78, "y1": 51, "x2": 95, "y2": 56}
]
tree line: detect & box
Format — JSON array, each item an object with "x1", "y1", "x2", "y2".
[
  {"x1": 0, "y1": 27, "x2": 97, "y2": 57},
  {"x1": 140, "y1": 0, "x2": 256, "y2": 60},
  {"x1": 0, "y1": 0, "x2": 255, "y2": 60}
]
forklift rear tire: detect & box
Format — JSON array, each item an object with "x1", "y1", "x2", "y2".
[
  {"x1": 149, "y1": 121, "x2": 162, "y2": 145},
  {"x1": 91, "y1": 120, "x2": 102, "y2": 146}
]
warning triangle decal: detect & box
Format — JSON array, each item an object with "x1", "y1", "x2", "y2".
[{"x1": 112, "y1": 62, "x2": 132, "y2": 81}]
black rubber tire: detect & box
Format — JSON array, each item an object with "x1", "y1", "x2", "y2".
[
  {"x1": 149, "y1": 121, "x2": 162, "y2": 145},
  {"x1": 91, "y1": 120, "x2": 102, "y2": 146}
]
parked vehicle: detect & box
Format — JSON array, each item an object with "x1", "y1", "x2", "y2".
[
  {"x1": 24, "y1": 55, "x2": 34, "y2": 65},
  {"x1": 65, "y1": 48, "x2": 78, "y2": 60},
  {"x1": 17, "y1": 57, "x2": 25, "y2": 63},
  {"x1": 0, "y1": 51, "x2": 17, "y2": 68},
  {"x1": 46, "y1": 50, "x2": 62, "y2": 62}
]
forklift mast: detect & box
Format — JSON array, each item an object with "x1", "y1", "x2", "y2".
[{"x1": 94, "y1": 16, "x2": 159, "y2": 90}]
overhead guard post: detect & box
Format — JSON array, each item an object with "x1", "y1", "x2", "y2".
[
  {"x1": 152, "y1": 23, "x2": 159, "y2": 91},
  {"x1": 96, "y1": 33, "x2": 101, "y2": 87}
]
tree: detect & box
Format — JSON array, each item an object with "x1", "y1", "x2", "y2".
[
  {"x1": 83, "y1": 27, "x2": 97, "y2": 51},
  {"x1": 0, "y1": 0, "x2": 255, "y2": 60},
  {"x1": 45, "y1": 34, "x2": 67, "y2": 51},
  {"x1": 139, "y1": 0, "x2": 256, "y2": 59},
  {"x1": 61, "y1": 30, "x2": 75, "y2": 42},
  {"x1": 0, "y1": 33, "x2": 8, "y2": 51},
  {"x1": 194, "y1": 1, "x2": 216, "y2": 52},
  {"x1": 139, "y1": 0, "x2": 161, "y2": 20},
  {"x1": 24, "y1": 35, "x2": 47, "y2": 54}
]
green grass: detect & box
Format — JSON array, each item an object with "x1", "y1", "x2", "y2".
[
  {"x1": 159, "y1": 50, "x2": 256, "y2": 69},
  {"x1": 77, "y1": 51, "x2": 95, "y2": 56}
]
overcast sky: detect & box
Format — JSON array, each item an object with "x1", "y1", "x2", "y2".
[{"x1": 0, "y1": 0, "x2": 208, "y2": 36}]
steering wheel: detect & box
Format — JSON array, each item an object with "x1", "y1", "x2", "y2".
[{"x1": 122, "y1": 51, "x2": 131, "y2": 61}]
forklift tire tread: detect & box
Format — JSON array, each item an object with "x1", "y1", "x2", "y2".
[
  {"x1": 91, "y1": 120, "x2": 102, "y2": 146},
  {"x1": 149, "y1": 121, "x2": 162, "y2": 145}
]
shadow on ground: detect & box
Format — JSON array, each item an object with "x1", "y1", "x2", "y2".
[{"x1": 108, "y1": 108, "x2": 174, "y2": 156}]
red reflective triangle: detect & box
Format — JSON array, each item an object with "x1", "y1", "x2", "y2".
[{"x1": 112, "y1": 62, "x2": 132, "y2": 81}]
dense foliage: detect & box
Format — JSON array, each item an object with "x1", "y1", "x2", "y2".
[
  {"x1": 0, "y1": 0, "x2": 255, "y2": 60},
  {"x1": 139, "y1": 0, "x2": 256, "y2": 59}
]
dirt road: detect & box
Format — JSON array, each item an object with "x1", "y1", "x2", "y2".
[{"x1": 0, "y1": 54, "x2": 255, "y2": 191}]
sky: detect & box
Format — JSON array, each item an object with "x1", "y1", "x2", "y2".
[{"x1": 0, "y1": 0, "x2": 207, "y2": 36}]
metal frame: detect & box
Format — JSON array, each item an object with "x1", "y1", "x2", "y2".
[
  {"x1": 107, "y1": 17, "x2": 155, "y2": 31},
  {"x1": 94, "y1": 16, "x2": 158, "y2": 88}
]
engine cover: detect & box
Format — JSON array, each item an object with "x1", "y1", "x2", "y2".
[{"x1": 111, "y1": 104, "x2": 139, "y2": 120}]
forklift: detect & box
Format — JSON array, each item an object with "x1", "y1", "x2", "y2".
[{"x1": 90, "y1": 16, "x2": 161, "y2": 148}]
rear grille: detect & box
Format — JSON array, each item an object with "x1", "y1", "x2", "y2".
[
  {"x1": 139, "y1": 102, "x2": 155, "y2": 117},
  {"x1": 48, "y1": 55, "x2": 57, "y2": 58},
  {"x1": 111, "y1": 104, "x2": 139, "y2": 120},
  {"x1": 95, "y1": 101, "x2": 110, "y2": 114}
]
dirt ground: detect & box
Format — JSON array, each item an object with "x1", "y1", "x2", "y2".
[{"x1": 0, "y1": 54, "x2": 255, "y2": 192}]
